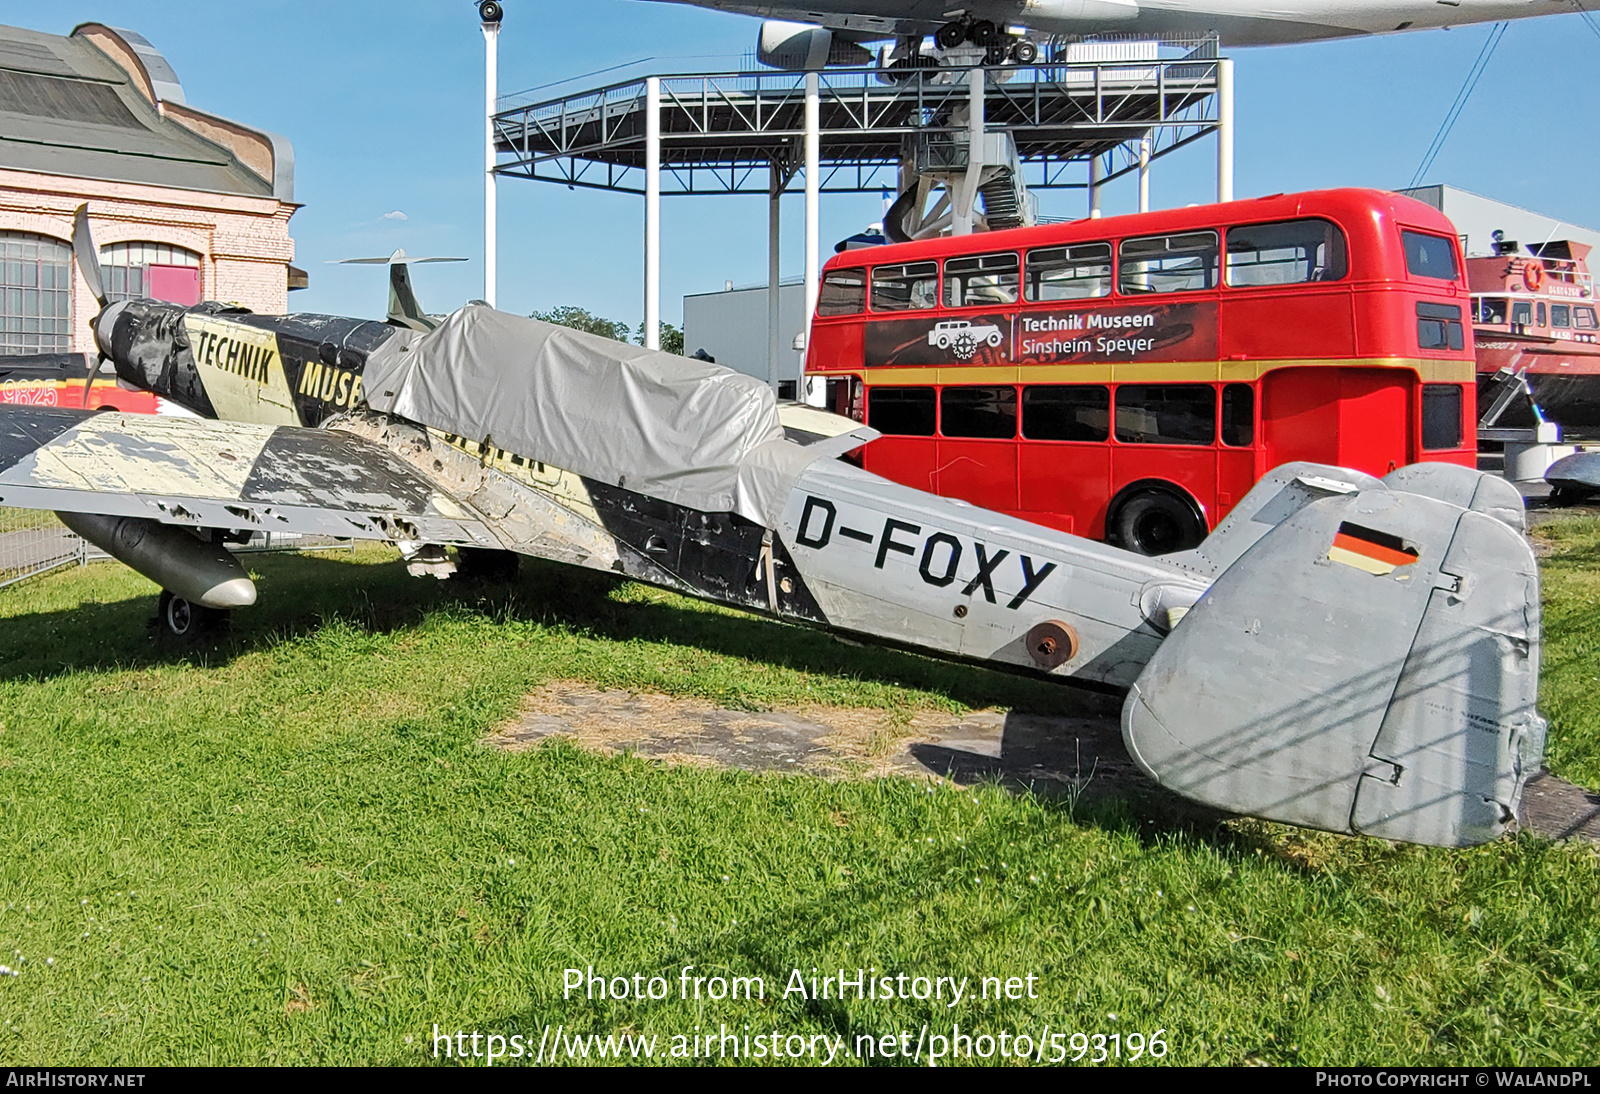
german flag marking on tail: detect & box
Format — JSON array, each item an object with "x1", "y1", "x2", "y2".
[{"x1": 1328, "y1": 522, "x2": 1420, "y2": 576}]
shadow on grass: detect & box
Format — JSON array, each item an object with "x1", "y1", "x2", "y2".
[{"x1": 0, "y1": 550, "x2": 1111, "y2": 720}]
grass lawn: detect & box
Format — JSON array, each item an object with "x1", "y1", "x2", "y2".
[{"x1": 0, "y1": 519, "x2": 1595, "y2": 1067}]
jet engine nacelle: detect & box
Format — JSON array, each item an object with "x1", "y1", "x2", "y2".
[
  {"x1": 757, "y1": 20, "x2": 873, "y2": 70},
  {"x1": 1022, "y1": 0, "x2": 1141, "y2": 24}
]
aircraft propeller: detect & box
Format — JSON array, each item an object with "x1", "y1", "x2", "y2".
[{"x1": 71, "y1": 204, "x2": 118, "y2": 406}]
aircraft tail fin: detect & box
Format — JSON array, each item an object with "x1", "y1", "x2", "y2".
[
  {"x1": 1123, "y1": 475, "x2": 1543, "y2": 847},
  {"x1": 331, "y1": 250, "x2": 467, "y2": 332}
]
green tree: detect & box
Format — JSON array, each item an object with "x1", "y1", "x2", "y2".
[
  {"x1": 636, "y1": 321, "x2": 684, "y2": 356},
  {"x1": 529, "y1": 306, "x2": 685, "y2": 356},
  {"x1": 528, "y1": 305, "x2": 632, "y2": 343}
]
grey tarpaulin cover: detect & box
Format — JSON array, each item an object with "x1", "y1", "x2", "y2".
[{"x1": 362, "y1": 305, "x2": 855, "y2": 525}]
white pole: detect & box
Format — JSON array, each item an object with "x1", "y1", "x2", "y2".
[
  {"x1": 1088, "y1": 153, "x2": 1103, "y2": 219},
  {"x1": 769, "y1": 164, "x2": 782, "y2": 391},
  {"x1": 483, "y1": 20, "x2": 500, "y2": 308},
  {"x1": 803, "y1": 71, "x2": 820, "y2": 396},
  {"x1": 1137, "y1": 134, "x2": 1151, "y2": 213},
  {"x1": 952, "y1": 64, "x2": 986, "y2": 236},
  {"x1": 645, "y1": 76, "x2": 661, "y2": 350},
  {"x1": 1217, "y1": 57, "x2": 1234, "y2": 204}
]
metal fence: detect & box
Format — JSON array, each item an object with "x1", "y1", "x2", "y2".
[
  {"x1": 0, "y1": 508, "x2": 354, "y2": 591},
  {"x1": 0, "y1": 508, "x2": 87, "y2": 589}
]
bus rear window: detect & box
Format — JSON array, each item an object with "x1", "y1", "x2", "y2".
[
  {"x1": 1119, "y1": 232, "x2": 1219, "y2": 294},
  {"x1": 1401, "y1": 231, "x2": 1459, "y2": 281},
  {"x1": 1025, "y1": 243, "x2": 1111, "y2": 301},
  {"x1": 1422, "y1": 384, "x2": 1462, "y2": 450},
  {"x1": 1022, "y1": 385, "x2": 1110, "y2": 441},
  {"x1": 944, "y1": 253, "x2": 1019, "y2": 308},
  {"x1": 818, "y1": 269, "x2": 866, "y2": 316},
  {"x1": 941, "y1": 385, "x2": 1017, "y2": 438},
  {"x1": 867, "y1": 386, "x2": 935, "y2": 435},
  {"x1": 1226, "y1": 219, "x2": 1347, "y2": 286},
  {"x1": 1115, "y1": 384, "x2": 1216, "y2": 445},
  {"x1": 871, "y1": 262, "x2": 939, "y2": 312}
]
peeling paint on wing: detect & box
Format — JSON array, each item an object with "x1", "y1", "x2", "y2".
[{"x1": 241, "y1": 430, "x2": 436, "y2": 510}]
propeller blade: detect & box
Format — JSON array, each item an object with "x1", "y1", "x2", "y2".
[{"x1": 72, "y1": 205, "x2": 107, "y2": 310}]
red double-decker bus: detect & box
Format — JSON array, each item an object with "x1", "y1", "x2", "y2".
[{"x1": 806, "y1": 189, "x2": 1475, "y2": 554}]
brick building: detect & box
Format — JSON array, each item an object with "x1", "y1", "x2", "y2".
[{"x1": 0, "y1": 21, "x2": 299, "y2": 358}]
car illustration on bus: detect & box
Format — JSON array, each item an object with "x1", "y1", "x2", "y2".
[{"x1": 928, "y1": 319, "x2": 1003, "y2": 360}]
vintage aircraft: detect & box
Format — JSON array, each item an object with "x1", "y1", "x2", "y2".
[
  {"x1": 0, "y1": 206, "x2": 1545, "y2": 848},
  {"x1": 642, "y1": 0, "x2": 1575, "y2": 66}
]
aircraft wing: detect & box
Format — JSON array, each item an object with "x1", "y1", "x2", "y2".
[{"x1": 0, "y1": 407, "x2": 497, "y2": 547}]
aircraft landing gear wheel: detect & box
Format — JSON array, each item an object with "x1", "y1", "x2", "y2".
[
  {"x1": 156, "y1": 590, "x2": 229, "y2": 645},
  {"x1": 1109, "y1": 490, "x2": 1206, "y2": 556},
  {"x1": 984, "y1": 41, "x2": 1008, "y2": 65},
  {"x1": 967, "y1": 19, "x2": 997, "y2": 45},
  {"x1": 936, "y1": 21, "x2": 966, "y2": 49},
  {"x1": 1011, "y1": 39, "x2": 1039, "y2": 63}
]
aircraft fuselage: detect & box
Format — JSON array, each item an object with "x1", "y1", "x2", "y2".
[{"x1": 653, "y1": 0, "x2": 1568, "y2": 47}]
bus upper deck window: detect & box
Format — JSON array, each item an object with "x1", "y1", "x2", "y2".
[
  {"x1": 1225, "y1": 219, "x2": 1347, "y2": 286},
  {"x1": 871, "y1": 262, "x2": 939, "y2": 312},
  {"x1": 1119, "y1": 232, "x2": 1219, "y2": 294},
  {"x1": 867, "y1": 386, "x2": 936, "y2": 435},
  {"x1": 944, "y1": 252, "x2": 1019, "y2": 308},
  {"x1": 1025, "y1": 243, "x2": 1111, "y2": 301},
  {"x1": 1401, "y1": 230, "x2": 1460, "y2": 281},
  {"x1": 818, "y1": 269, "x2": 866, "y2": 316}
]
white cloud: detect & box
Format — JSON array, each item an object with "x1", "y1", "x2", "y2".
[{"x1": 381, "y1": 210, "x2": 408, "y2": 221}]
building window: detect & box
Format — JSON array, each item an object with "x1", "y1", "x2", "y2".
[
  {"x1": 0, "y1": 231, "x2": 72, "y2": 355},
  {"x1": 100, "y1": 241, "x2": 202, "y2": 304}
]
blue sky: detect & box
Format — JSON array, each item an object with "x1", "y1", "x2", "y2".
[{"x1": 8, "y1": 1, "x2": 1599, "y2": 326}]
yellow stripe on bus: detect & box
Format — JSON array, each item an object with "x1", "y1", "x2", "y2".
[{"x1": 842, "y1": 357, "x2": 1474, "y2": 386}]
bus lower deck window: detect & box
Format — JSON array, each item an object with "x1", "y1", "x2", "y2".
[
  {"x1": 941, "y1": 385, "x2": 1017, "y2": 438},
  {"x1": 1221, "y1": 383, "x2": 1254, "y2": 447},
  {"x1": 1114, "y1": 384, "x2": 1216, "y2": 445},
  {"x1": 1021, "y1": 385, "x2": 1110, "y2": 441},
  {"x1": 867, "y1": 386, "x2": 936, "y2": 435},
  {"x1": 1422, "y1": 384, "x2": 1463, "y2": 450}
]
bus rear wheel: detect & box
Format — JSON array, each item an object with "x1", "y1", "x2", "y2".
[{"x1": 1109, "y1": 489, "x2": 1205, "y2": 556}]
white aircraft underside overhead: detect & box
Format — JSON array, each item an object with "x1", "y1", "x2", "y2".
[{"x1": 651, "y1": 0, "x2": 1571, "y2": 47}]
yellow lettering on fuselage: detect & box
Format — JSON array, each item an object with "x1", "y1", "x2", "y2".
[
  {"x1": 183, "y1": 314, "x2": 299, "y2": 425},
  {"x1": 297, "y1": 360, "x2": 364, "y2": 410}
]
